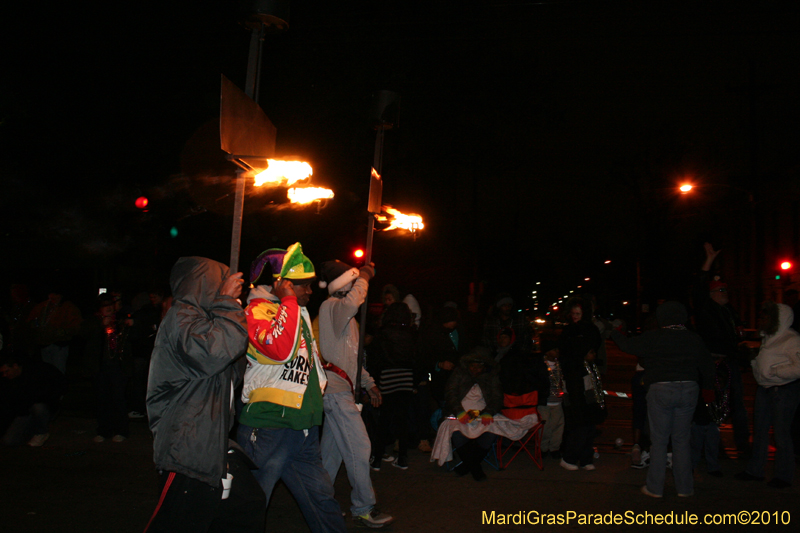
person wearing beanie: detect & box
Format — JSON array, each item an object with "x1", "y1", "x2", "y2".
[
  {"x1": 316, "y1": 260, "x2": 394, "y2": 529},
  {"x1": 612, "y1": 301, "x2": 715, "y2": 498},
  {"x1": 235, "y1": 243, "x2": 347, "y2": 533},
  {"x1": 482, "y1": 293, "x2": 533, "y2": 354}
]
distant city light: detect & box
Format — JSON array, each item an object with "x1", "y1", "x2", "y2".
[
  {"x1": 679, "y1": 183, "x2": 693, "y2": 193},
  {"x1": 585, "y1": 278, "x2": 590, "y2": 281},
  {"x1": 604, "y1": 260, "x2": 611, "y2": 264}
]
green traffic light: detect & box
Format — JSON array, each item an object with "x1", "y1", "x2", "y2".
[{"x1": 170, "y1": 226, "x2": 178, "y2": 238}]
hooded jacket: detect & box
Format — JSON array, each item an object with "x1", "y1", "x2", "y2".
[
  {"x1": 444, "y1": 349, "x2": 503, "y2": 417},
  {"x1": 147, "y1": 257, "x2": 248, "y2": 486},
  {"x1": 317, "y1": 278, "x2": 374, "y2": 395},
  {"x1": 752, "y1": 303, "x2": 800, "y2": 387},
  {"x1": 611, "y1": 301, "x2": 714, "y2": 389}
]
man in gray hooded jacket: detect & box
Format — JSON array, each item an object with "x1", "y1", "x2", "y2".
[{"x1": 144, "y1": 257, "x2": 265, "y2": 533}]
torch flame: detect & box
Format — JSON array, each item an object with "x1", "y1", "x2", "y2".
[
  {"x1": 287, "y1": 187, "x2": 334, "y2": 205},
  {"x1": 376, "y1": 206, "x2": 425, "y2": 232},
  {"x1": 254, "y1": 160, "x2": 313, "y2": 187}
]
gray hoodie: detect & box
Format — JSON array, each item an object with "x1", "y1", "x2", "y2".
[{"x1": 146, "y1": 257, "x2": 248, "y2": 486}]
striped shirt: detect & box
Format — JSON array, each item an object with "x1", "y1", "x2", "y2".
[{"x1": 379, "y1": 368, "x2": 414, "y2": 395}]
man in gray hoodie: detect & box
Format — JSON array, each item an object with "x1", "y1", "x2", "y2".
[{"x1": 144, "y1": 257, "x2": 265, "y2": 533}]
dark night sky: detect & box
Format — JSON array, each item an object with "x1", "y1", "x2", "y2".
[{"x1": 2, "y1": 1, "x2": 800, "y2": 313}]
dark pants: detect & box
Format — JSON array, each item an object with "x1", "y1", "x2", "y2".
[
  {"x1": 746, "y1": 380, "x2": 800, "y2": 484},
  {"x1": 144, "y1": 449, "x2": 266, "y2": 533},
  {"x1": 452, "y1": 431, "x2": 496, "y2": 471},
  {"x1": 95, "y1": 362, "x2": 129, "y2": 438},
  {"x1": 727, "y1": 358, "x2": 751, "y2": 452},
  {"x1": 128, "y1": 357, "x2": 150, "y2": 414},
  {"x1": 375, "y1": 391, "x2": 412, "y2": 459},
  {"x1": 562, "y1": 423, "x2": 595, "y2": 467}
]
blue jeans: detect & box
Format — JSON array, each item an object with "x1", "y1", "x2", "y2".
[
  {"x1": 646, "y1": 381, "x2": 698, "y2": 496},
  {"x1": 320, "y1": 391, "x2": 376, "y2": 516},
  {"x1": 236, "y1": 424, "x2": 346, "y2": 533},
  {"x1": 691, "y1": 423, "x2": 720, "y2": 472},
  {"x1": 746, "y1": 379, "x2": 800, "y2": 484}
]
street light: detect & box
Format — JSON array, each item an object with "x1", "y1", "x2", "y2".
[{"x1": 679, "y1": 183, "x2": 693, "y2": 194}]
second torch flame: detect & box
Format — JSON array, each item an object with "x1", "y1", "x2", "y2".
[
  {"x1": 376, "y1": 206, "x2": 425, "y2": 232},
  {"x1": 254, "y1": 160, "x2": 313, "y2": 187},
  {"x1": 288, "y1": 187, "x2": 334, "y2": 205}
]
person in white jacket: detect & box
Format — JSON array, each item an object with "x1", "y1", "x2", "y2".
[{"x1": 735, "y1": 302, "x2": 800, "y2": 488}]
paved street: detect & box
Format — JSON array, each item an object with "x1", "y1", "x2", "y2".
[{"x1": 3, "y1": 342, "x2": 797, "y2": 533}]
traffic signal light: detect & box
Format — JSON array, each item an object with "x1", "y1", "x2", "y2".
[
  {"x1": 776, "y1": 259, "x2": 793, "y2": 280},
  {"x1": 353, "y1": 249, "x2": 364, "y2": 259},
  {"x1": 135, "y1": 196, "x2": 149, "y2": 209}
]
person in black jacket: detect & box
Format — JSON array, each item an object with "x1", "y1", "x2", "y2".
[
  {"x1": 143, "y1": 257, "x2": 265, "y2": 533},
  {"x1": 693, "y1": 242, "x2": 750, "y2": 456},
  {"x1": 370, "y1": 302, "x2": 418, "y2": 470},
  {"x1": 444, "y1": 347, "x2": 503, "y2": 481},
  {"x1": 612, "y1": 301, "x2": 715, "y2": 498},
  {"x1": 1, "y1": 351, "x2": 66, "y2": 446},
  {"x1": 558, "y1": 298, "x2": 603, "y2": 471}
]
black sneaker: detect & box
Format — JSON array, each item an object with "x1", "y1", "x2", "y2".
[
  {"x1": 370, "y1": 456, "x2": 381, "y2": 472},
  {"x1": 392, "y1": 456, "x2": 408, "y2": 470}
]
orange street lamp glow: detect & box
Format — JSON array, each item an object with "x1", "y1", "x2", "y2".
[
  {"x1": 287, "y1": 187, "x2": 334, "y2": 205},
  {"x1": 254, "y1": 160, "x2": 313, "y2": 187},
  {"x1": 679, "y1": 184, "x2": 693, "y2": 193}
]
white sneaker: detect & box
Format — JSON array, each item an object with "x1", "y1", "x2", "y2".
[
  {"x1": 92, "y1": 435, "x2": 106, "y2": 443},
  {"x1": 111, "y1": 435, "x2": 127, "y2": 443},
  {"x1": 28, "y1": 433, "x2": 50, "y2": 447},
  {"x1": 582, "y1": 464, "x2": 596, "y2": 471},
  {"x1": 560, "y1": 459, "x2": 579, "y2": 471},
  {"x1": 127, "y1": 411, "x2": 145, "y2": 419},
  {"x1": 631, "y1": 450, "x2": 650, "y2": 469}
]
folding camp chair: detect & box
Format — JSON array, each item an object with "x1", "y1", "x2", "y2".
[{"x1": 496, "y1": 391, "x2": 545, "y2": 470}]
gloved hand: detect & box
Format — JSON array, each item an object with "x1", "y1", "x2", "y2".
[
  {"x1": 457, "y1": 411, "x2": 471, "y2": 424},
  {"x1": 359, "y1": 263, "x2": 376, "y2": 281},
  {"x1": 480, "y1": 413, "x2": 494, "y2": 426}
]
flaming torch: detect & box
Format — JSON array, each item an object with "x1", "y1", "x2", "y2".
[
  {"x1": 287, "y1": 187, "x2": 334, "y2": 213},
  {"x1": 375, "y1": 205, "x2": 425, "y2": 235},
  {"x1": 253, "y1": 159, "x2": 313, "y2": 187}
]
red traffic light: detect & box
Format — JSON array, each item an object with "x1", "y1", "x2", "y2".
[
  {"x1": 135, "y1": 196, "x2": 149, "y2": 209},
  {"x1": 354, "y1": 249, "x2": 365, "y2": 259},
  {"x1": 780, "y1": 261, "x2": 792, "y2": 271}
]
